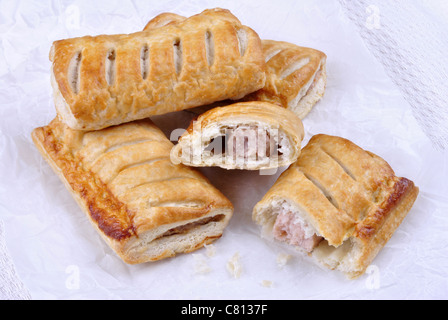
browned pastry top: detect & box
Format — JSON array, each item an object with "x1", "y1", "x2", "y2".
[
  {"x1": 252, "y1": 40, "x2": 326, "y2": 108},
  {"x1": 257, "y1": 134, "x2": 418, "y2": 246},
  {"x1": 51, "y1": 8, "x2": 266, "y2": 130},
  {"x1": 32, "y1": 118, "x2": 232, "y2": 241}
]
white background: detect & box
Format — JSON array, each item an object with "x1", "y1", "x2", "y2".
[{"x1": 1, "y1": 0, "x2": 447, "y2": 299}]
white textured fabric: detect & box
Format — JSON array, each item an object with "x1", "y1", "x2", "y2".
[
  {"x1": 338, "y1": 0, "x2": 448, "y2": 150},
  {"x1": 0, "y1": 220, "x2": 31, "y2": 300}
]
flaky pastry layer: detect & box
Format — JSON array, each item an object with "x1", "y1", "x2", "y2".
[
  {"x1": 253, "y1": 134, "x2": 419, "y2": 278},
  {"x1": 247, "y1": 40, "x2": 327, "y2": 119},
  {"x1": 143, "y1": 14, "x2": 327, "y2": 119},
  {"x1": 51, "y1": 8, "x2": 265, "y2": 130},
  {"x1": 170, "y1": 101, "x2": 304, "y2": 170},
  {"x1": 32, "y1": 118, "x2": 233, "y2": 264}
]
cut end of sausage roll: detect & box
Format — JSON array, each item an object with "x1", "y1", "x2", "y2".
[
  {"x1": 50, "y1": 8, "x2": 265, "y2": 131},
  {"x1": 246, "y1": 40, "x2": 327, "y2": 119},
  {"x1": 253, "y1": 134, "x2": 419, "y2": 279},
  {"x1": 170, "y1": 102, "x2": 305, "y2": 170},
  {"x1": 31, "y1": 118, "x2": 233, "y2": 264}
]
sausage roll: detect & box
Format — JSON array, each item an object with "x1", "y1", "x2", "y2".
[
  {"x1": 31, "y1": 118, "x2": 233, "y2": 264},
  {"x1": 144, "y1": 16, "x2": 326, "y2": 119},
  {"x1": 246, "y1": 40, "x2": 327, "y2": 119},
  {"x1": 50, "y1": 8, "x2": 266, "y2": 130},
  {"x1": 170, "y1": 101, "x2": 305, "y2": 170},
  {"x1": 252, "y1": 134, "x2": 419, "y2": 279}
]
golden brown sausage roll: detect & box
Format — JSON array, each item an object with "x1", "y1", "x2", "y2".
[
  {"x1": 253, "y1": 134, "x2": 419, "y2": 279},
  {"x1": 246, "y1": 40, "x2": 327, "y2": 119},
  {"x1": 51, "y1": 8, "x2": 265, "y2": 130},
  {"x1": 170, "y1": 101, "x2": 304, "y2": 170},
  {"x1": 31, "y1": 118, "x2": 233, "y2": 264},
  {"x1": 143, "y1": 16, "x2": 326, "y2": 119}
]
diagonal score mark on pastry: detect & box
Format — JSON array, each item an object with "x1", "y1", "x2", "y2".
[
  {"x1": 142, "y1": 12, "x2": 187, "y2": 30},
  {"x1": 252, "y1": 40, "x2": 327, "y2": 119},
  {"x1": 236, "y1": 28, "x2": 248, "y2": 57},
  {"x1": 143, "y1": 13, "x2": 327, "y2": 119},
  {"x1": 279, "y1": 57, "x2": 310, "y2": 79},
  {"x1": 140, "y1": 43, "x2": 150, "y2": 80},
  {"x1": 170, "y1": 101, "x2": 304, "y2": 170},
  {"x1": 252, "y1": 134, "x2": 419, "y2": 279},
  {"x1": 105, "y1": 48, "x2": 116, "y2": 86},
  {"x1": 172, "y1": 38, "x2": 183, "y2": 75},
  {"x1": 67, "y1": 51, "x2": 82, "y2": 94},
  {"x1": 31, "y1": 118, "x2": 233, "y2": 264},
  {"x1": 205, "y1": 30, "x2": 214, "y2": 66},
  {"x1": 50, "y1": 8, "x2": 266, "y2": 131}
]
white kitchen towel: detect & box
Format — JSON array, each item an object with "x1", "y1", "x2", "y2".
[
  {"x1": 338, "y1": 0, "x2": 448, "y2": 150},
  {"x1": 0, "y1": 219, "x2": 31, "y2": 300}
]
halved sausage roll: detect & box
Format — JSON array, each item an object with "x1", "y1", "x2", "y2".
[
  {"x1": 253, "y1": 134, "x2": 419, "y2": 279},
  {"x1": 170, "y1": 101, "x2": 304, "y2": 170},
  {"x1": 32, "y1": 118, "x2": 233, "y2": 264}
]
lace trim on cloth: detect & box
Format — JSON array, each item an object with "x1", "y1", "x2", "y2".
[
  {"x1": 338, "y1": 0, "x2": 448, "y2": 150},
  {"x1": 0, "y1": 220, "x2": 31, "y2": 300}
]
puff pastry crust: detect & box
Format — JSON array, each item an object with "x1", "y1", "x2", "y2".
[
  {"x1": 144, "y1": 15, "x2": 326, "y2": 119},
  {"x1": 51, "y1": 8, "x2": 266, "y2": 130},
  {"x1": 143, "y1": 12, "x2": 187, "y2": 30},
  {"x1": 246, "y1": 40, "x2": 327, "y2": 119},
  {"x1": 252, "y1": 134, "x2": 419, "y2": 278},
  {"x1": 170, "y1": 101, "x2": 304, "y2": 170},
  {"x1": 31, "y1": 118, "x2": 233, "y2": 264}
]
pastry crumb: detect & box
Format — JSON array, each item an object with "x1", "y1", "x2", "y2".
[
  {"x1": 193, "y1": 254, "x2": 211, "y2": 274},
  {"x1": 226, "y1": 252, "x2": 242, "y2": 278},
  {"x1": 261, "y1": 280, "x2": 273, "y2": 287},
  {"x1": 276, "y1": 252, "x2": 292, "y2": 267},
  {"x1": 204, "y1": 244, "x2": 216, "y2": 257}
]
